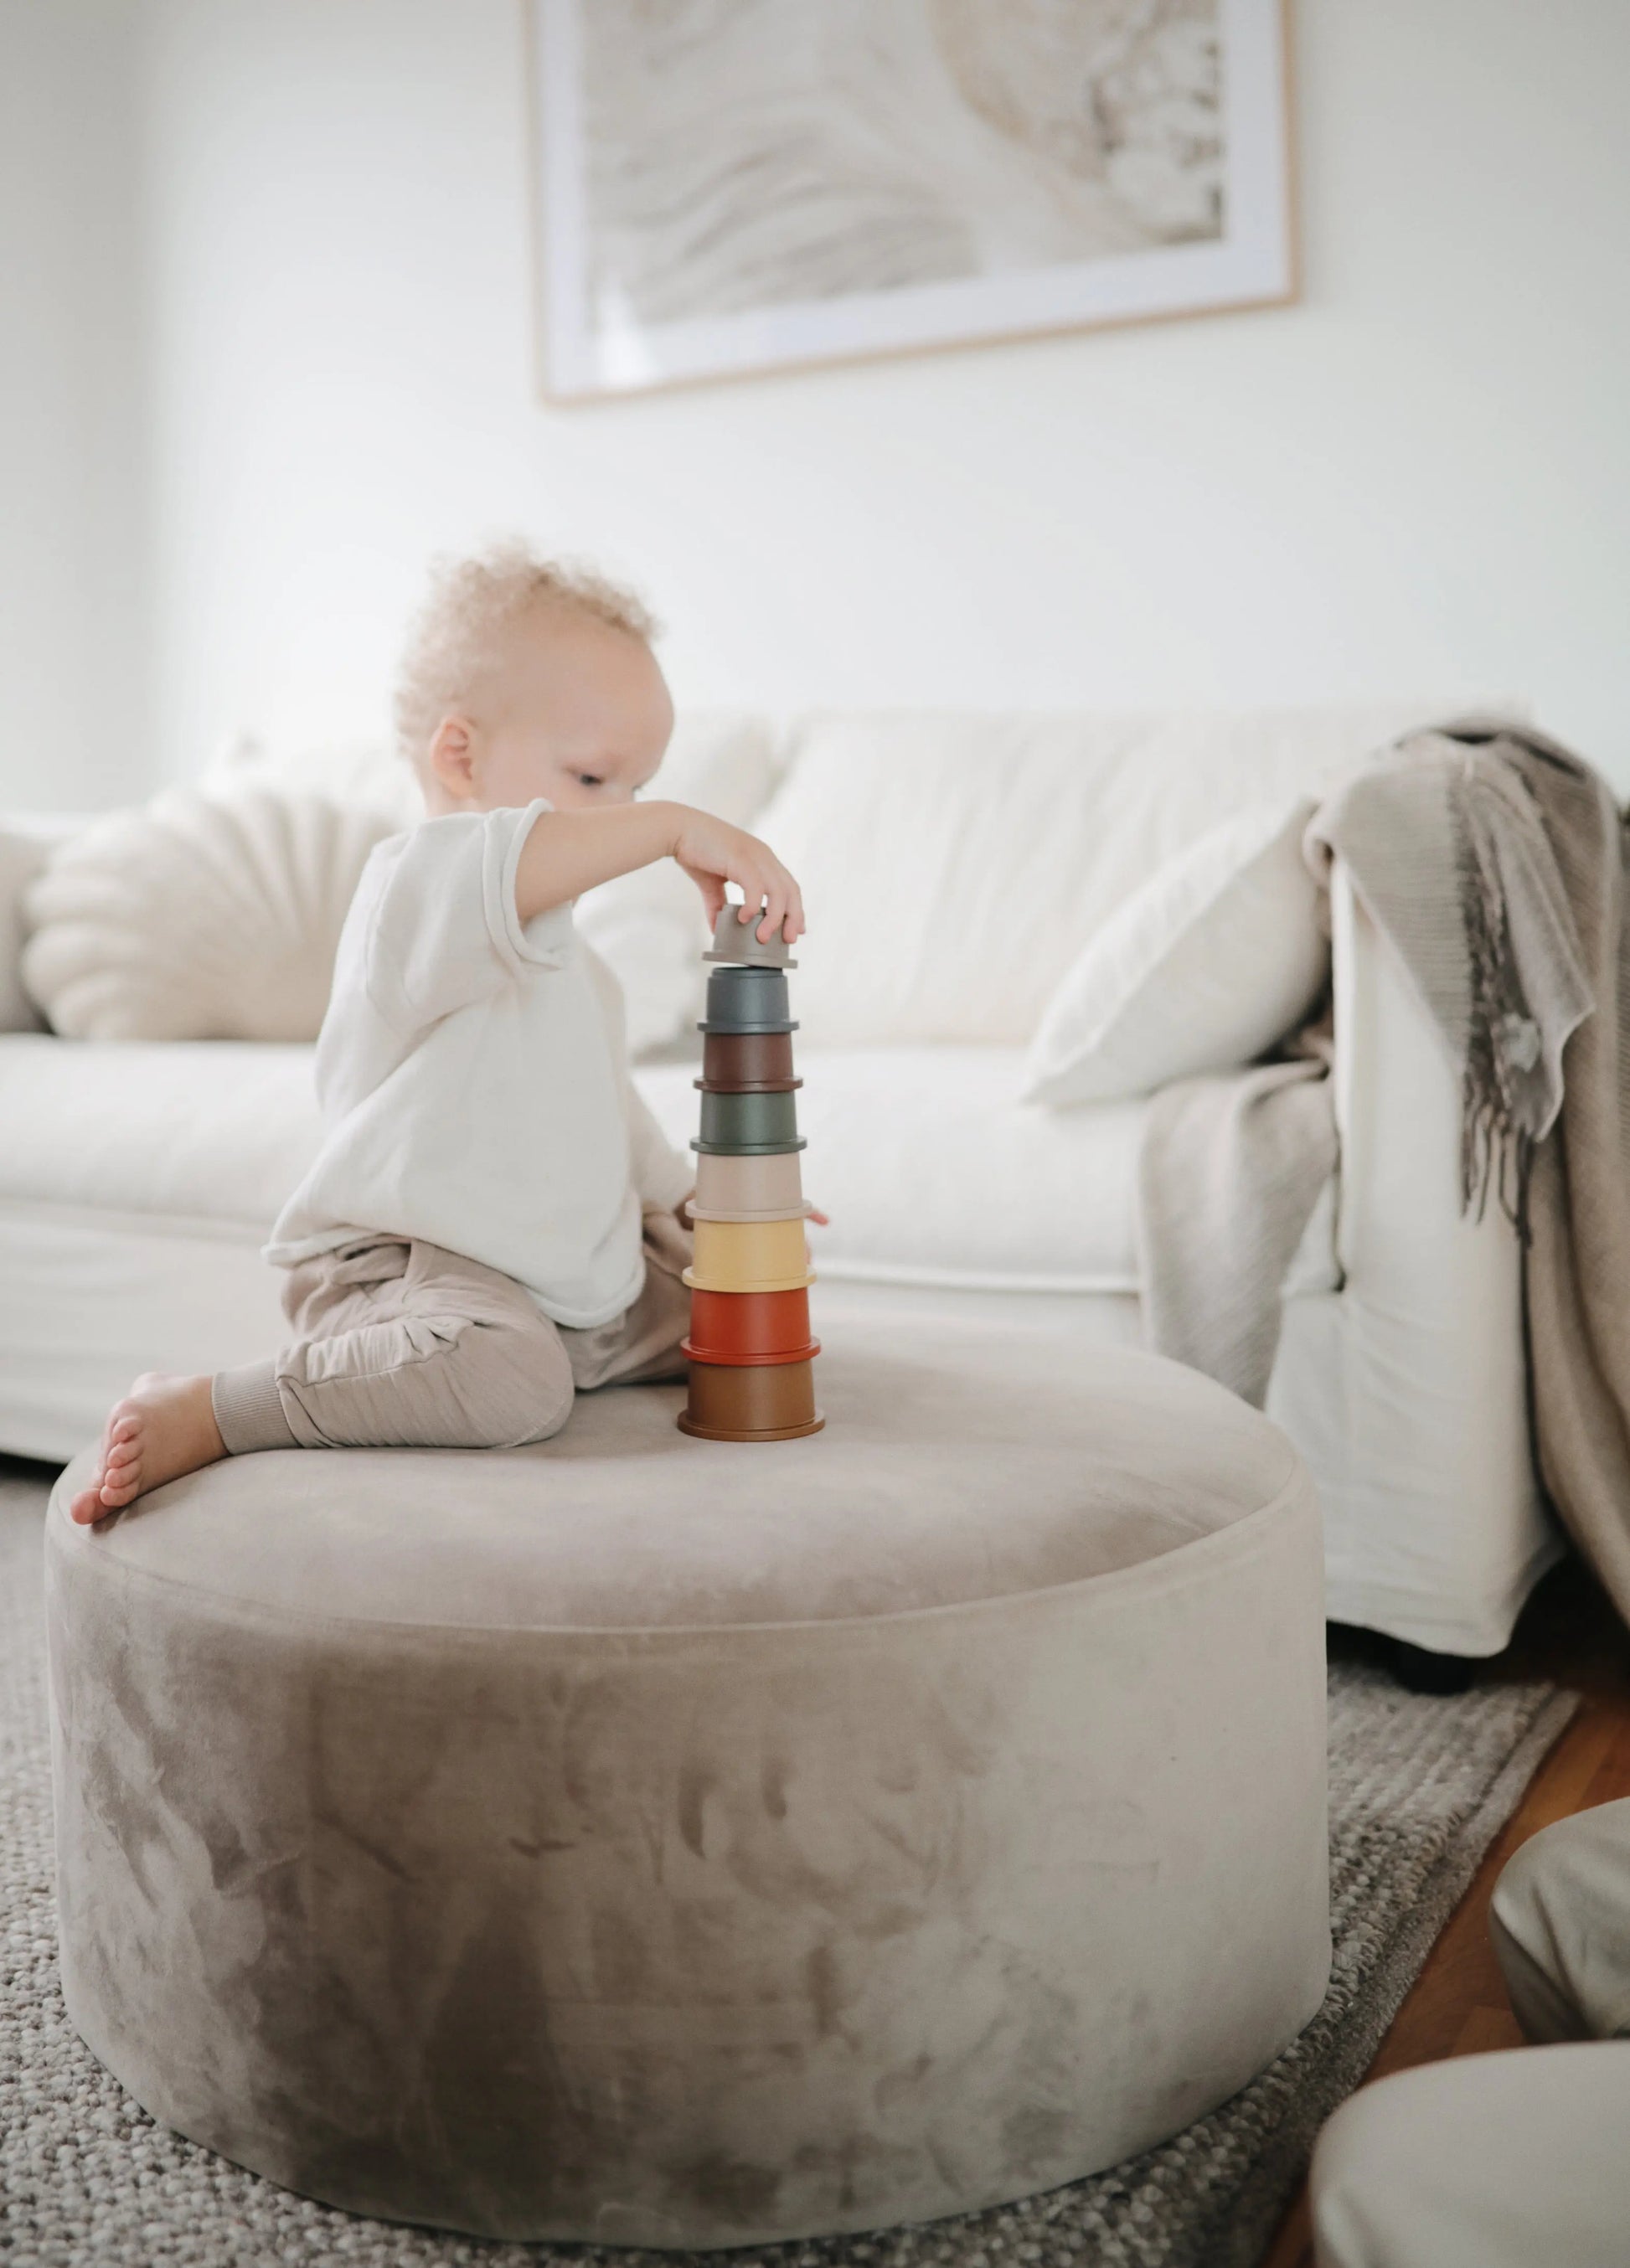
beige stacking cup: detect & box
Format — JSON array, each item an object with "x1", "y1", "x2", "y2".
[
  {"x1": 687, "y1": 1198, "x2": 815, "y2": 1226},
  {"x1": 692, "y1": 1148, "x2": 805, "y2": 1218}
]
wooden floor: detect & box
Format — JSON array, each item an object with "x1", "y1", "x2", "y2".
[{"x1": 1262, "y1": 1554, "x2": 1630, "y2": 2268}]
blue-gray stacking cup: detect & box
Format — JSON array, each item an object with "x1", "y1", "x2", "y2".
[
  {"x1": 699, "y1": 964, "x2": 797, "y2": 1035},
  {"x1": 694, "y1": 1085, "x2": 802, "y2": 1154}
]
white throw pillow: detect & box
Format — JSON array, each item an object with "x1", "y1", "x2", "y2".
[
  {"x1": 748, "y1": 704, "x2": 1474, "y2": 1048},
  {"x1": 22, "y1": 787, "x2": 397, "y2": 1041},
  {"x1": 1021, "y1": 796, "x2": 1328, "y2": 1106}
]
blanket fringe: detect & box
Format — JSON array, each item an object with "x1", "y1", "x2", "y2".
[{"x1": 1452, "y1": 770, "x2": 1536, "y2": 1245}]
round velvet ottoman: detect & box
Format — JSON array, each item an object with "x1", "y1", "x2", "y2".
[{"x1": 45, "y1": 1322, "x2": 1330, "y2": 2252}]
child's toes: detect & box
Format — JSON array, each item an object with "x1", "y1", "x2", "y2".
[
  {"x1": 99, "y1": 1454, "x2": 144, "y2": 1508},
  {"x1": 68, "y1": 1481, "x2": 107, "y2": 1525}
]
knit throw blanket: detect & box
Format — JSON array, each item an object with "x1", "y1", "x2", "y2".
[{"x1": 1137, "y1": 718, "x2": 1630, "y2": 1624}]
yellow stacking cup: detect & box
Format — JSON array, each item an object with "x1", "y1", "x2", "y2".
[{"x1": 683, "y1": 1214, "x2": 813, "y2": 1295}]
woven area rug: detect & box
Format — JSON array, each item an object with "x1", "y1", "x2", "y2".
[{"x1": 1, "y1": 1465, "x2": 1576, "y2": 2268}]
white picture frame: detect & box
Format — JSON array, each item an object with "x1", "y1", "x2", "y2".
[{"x1": 529, "y1": 0, "x2": 1297, "y2": 403}]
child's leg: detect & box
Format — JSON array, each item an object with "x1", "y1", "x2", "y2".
[
  {"x1": 559, "y1": 1204, "x2": 694, "y2": 1391},
  {"x1": 219, "y1": 1235, "x2": 576, "y2": 1451},
  {"x1": 69, "y1": 1237, "x2": 575, "y2": 1524}
]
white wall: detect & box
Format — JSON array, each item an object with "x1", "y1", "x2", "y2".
[
  {"x1": 0, "y1": 0, "x2": 152, "y2": 810},
  {"x1": 31, "y1": 0, "x2": 1630, "y2": 800}
]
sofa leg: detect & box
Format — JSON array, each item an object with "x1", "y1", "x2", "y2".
[{"x1": 1385, "y1": 1638, "x2": 1480, "y2": 1695}]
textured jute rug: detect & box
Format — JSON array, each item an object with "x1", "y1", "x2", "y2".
[{"x1": 0, "y1": 1466, "x2": 1576, "y2": 2268}]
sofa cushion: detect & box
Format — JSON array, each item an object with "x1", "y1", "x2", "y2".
[
  {"x1": 0, "y1": 1033, "x2": 1339, "y2": 1300},
  {"x1": 750, "y1": 704, "x2": 1495, "y2": 1049},
  {"x1": 1022, "y1": 796, "x2": 1328, "y2": 1105},
  {"x1": 0, "y1": 1036, "x2": 322, "y2": 1229},
  {"x1": 644, "y1": 1044, "x2": 1218, "y2": 1295},
  {"x1": 0, "y1": 1035, "x2": 1119, "y2": 1294}
]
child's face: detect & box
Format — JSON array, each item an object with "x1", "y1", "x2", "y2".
[{"x1": 427, "y1": 606, "x2": 673, "y2": 816}]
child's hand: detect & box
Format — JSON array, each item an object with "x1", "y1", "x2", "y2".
[
  {"x1": 670, "y1": 809, "x2": 805, "y2": 945},
  {"x1": 807, "y1": 1207, "x2": 830, "y2": 1227}
]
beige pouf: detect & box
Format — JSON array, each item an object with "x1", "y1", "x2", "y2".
[{"x1": 45, "y1": 1321, "x2": 1330, "y2": 2251}]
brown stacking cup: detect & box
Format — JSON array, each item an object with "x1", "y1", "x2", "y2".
[
  {"x1": 678, "y1": 1358, "x2": 824, "y2": 1441},
  {"x1": 701, "y1": 1027, "x2": 797, "y2": 1090}
]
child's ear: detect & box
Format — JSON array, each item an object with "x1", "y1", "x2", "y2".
[{"x1": 428, "y1": 715, "x2": 477, "y2": 798}]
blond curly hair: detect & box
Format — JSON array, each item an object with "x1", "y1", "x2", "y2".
[{"x1": 392, "y1": 539, "x2": 660, "y2": 770}]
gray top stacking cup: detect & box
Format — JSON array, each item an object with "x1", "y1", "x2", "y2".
[
  {"x1": 700, "y1": 963, "x2": 797, "y2": 1034},
  {"x1": 702, "y1": 900, "x2": 797, "y2": 969}
]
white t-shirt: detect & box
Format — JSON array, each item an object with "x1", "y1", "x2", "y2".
[{"x1": 263, "y1": 798, "x2": 694, "y2": 1329}]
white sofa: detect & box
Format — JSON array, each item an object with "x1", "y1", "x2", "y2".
[{"x1": 0, "y1": 704, "x2": 1560, "y2": 1658}]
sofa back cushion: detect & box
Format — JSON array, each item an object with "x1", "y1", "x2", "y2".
[{"x1": 751, "y1": 704, "x2": 1507, "y2": 1046}]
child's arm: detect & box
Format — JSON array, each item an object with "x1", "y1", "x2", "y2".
[
  {"x1": 625, "y1": 1080, "x2": 696, "y2": 1217},
  {"x1": 515, "y1": 802, "x2": 806, "y2": 946}
]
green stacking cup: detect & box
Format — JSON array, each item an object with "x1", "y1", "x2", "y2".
[{"x1": 693, "y1": 1086, "x2": 802, "y2": 1154}]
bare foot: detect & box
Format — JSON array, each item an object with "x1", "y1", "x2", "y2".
[{"x1": 68, "y1": 1373, "x2": 225, "y2": 1526}]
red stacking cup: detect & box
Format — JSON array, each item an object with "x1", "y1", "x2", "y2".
[{"x1": 683, "y1": 1284, "x2": 818, "y2": 1366}]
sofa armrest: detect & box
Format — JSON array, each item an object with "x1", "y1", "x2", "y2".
[{"x1": 1273, "y1": 858, "x2": 1557, "y2": 1653}]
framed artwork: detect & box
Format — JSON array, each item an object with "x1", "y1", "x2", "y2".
[{"x1": 529, "y1": 0, "x2": 1296, "y2": 402}]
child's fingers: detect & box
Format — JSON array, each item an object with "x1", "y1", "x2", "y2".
[
  {"x1": 761, "y1": 882, "x2": 796, "y2": 944},
  {"x1": 683, "y1": 865, "x2": 726, "y2": 928},
  {"x1": 764, "y1": 881, "x2": 802, "y2": 943}
]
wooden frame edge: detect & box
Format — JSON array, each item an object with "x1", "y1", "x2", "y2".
[{"x1": 524, "y1": 0, "x2": 1300, "y2": 410}]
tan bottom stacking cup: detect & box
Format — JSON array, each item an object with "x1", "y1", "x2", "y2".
[{"x1": 678, "y1": 1356, "x2": 824, "y2": 1442}]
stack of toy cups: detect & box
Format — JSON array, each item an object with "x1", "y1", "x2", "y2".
[{"x1": 677, "y1": 901, "x2": 824, "y2": 1441}]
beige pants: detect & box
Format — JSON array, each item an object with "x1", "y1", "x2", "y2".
[
  {"x1": 211, "y1": 1209, "x2": 692, "y2": 1456},
  {"x1": 1312, "y1": 1797, "x2": 1630, "y2": 2267}
]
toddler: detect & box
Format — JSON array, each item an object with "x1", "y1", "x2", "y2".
[{"x1": 69, "y1": 544, "x2": 807, "y2": 1525}]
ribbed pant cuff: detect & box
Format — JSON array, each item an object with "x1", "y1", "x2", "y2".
[{"x1": 211, "y1": 1358, "x2": 299, "y2": 1455}]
